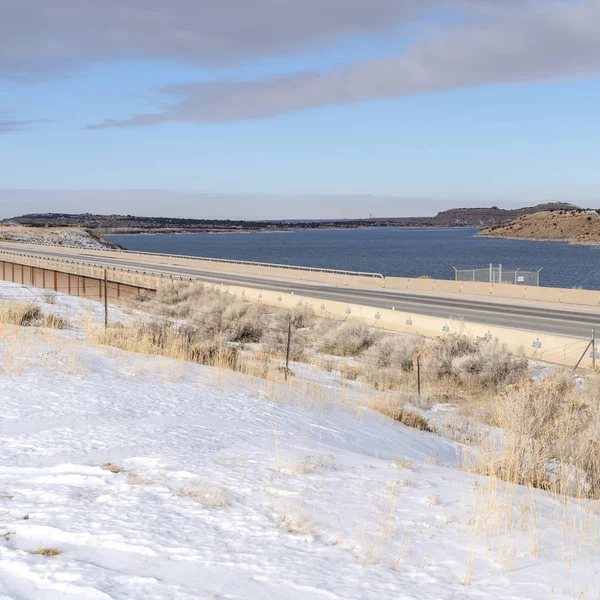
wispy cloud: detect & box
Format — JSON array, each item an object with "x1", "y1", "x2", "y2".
[
  {"x1": 87, "y1": 0, "x2": 600, "y2": 127},
  {"x1": 0, "y1": 116, "x2": 49, "y2": 134}
]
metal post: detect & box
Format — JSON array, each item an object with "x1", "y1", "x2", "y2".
[
  {"x1": 499, "y1": 263, "x2": 503, "y2": 284},
  {"x1": 284, "y1": 319, "x2": 292, "y2": 381},
  {"x1": 573, "y1": 337, "x2": 594, "y2": 374},
  {"x1": 104, "y1": 270, "x2": 108, "y2": 329},
  {"x1": 593, "y1": 330, "x2": 596, "y2": 370},
  {"x1": 489, "y1": 263, "x2": 493, "y2": 284},
  {"x1": 416, "y1": 354, "x2": 421, "y2": 397}
]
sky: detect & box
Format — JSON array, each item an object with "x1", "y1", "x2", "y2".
[{"x1": 1, "y1": 0, "x2": 599, "y2": 219}]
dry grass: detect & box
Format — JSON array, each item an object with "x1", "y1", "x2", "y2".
[
  {"x1": 292, "y1": 454, "x2": 336, "y2": 476},
  {"x1": 276, "y1": 503, "x2": 312, "y2": 535},
  {"x1": 102, "y1": 462, "x2": 126, "y2": 474},
  {"x1": 127, "y1": 473, "x2": 154, "y2": 486},
  {"x1": 339, "y1": 362, "x2": 362, "y2": 381},
  {"x1": 469, "y1": 374, "x2": 600, "y2": 499},
  {"x1": 31, "y1": 548, "x2": 63, "y2": 557},
  {"x1": 180, "y1": 485, "x2": 230, "y2": 509},
  {"x1": 369, "y1": 395, "x2": 432, "y2": 432},
  {"x1": 0, "y1": 303, "x2": 68, "y2": 329},
  {"x1": 94, "y1": 321, "x2": 240, "y2": 371}
]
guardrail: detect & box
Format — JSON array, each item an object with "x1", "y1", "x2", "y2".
[
  {"x1": 0, "y1": 240, "x2": 385, "y2": 280},
  {"x1": 0, "y1": 249, "x2": 196, "y2": 285}
]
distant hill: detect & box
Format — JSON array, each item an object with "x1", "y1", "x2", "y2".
[
  {"x1": 430, "y1": 202, "x2": 579, "y2": 227},
  {"x1": 4, "y1": 203, "x2": 579, "y2": 233},
  {"x1": 477, "y1": 209, "x2": 600, "y2": 244}
]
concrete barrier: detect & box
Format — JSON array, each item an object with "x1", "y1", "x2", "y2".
[{"x1": 218, "y1": 282, "x2": 593, "y2": 369}]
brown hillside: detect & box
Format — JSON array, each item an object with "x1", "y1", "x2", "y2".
[{"x1": 477, "y1": 210, "x2": 600, "y2": 244}]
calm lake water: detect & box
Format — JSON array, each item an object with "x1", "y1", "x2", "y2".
[{"x1": 106, "y1": 228, "x2": 600, "y2": 290}]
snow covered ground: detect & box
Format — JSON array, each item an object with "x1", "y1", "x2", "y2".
[
  {"x1": 0, "y1": 227, "x2": 112, "y2": 249},
  {"x1": 0, "y1": 284, "x2": 599, "y2": 599}
]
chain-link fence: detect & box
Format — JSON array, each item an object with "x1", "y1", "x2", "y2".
[{"x1": 453, "y1": 264, "x2": 542, "y2": 286}]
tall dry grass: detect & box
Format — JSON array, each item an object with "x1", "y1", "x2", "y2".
[
  {"x1": 469, "y1": 374, "x2": 600, "y2": 499},
  {"x1": 94, "y1": 321, "x2": 241, "y2": 371},
  {"x1": 0, "y1": 303, "x2": 68, "y2": 329}
]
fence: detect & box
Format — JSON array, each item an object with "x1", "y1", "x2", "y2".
[{"x1": 454, "y1": 264, "x2": 542, "y2": 286}]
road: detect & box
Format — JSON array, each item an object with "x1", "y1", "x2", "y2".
[{"x1": 2, "y1": 244, "x2": 600, "y2": 338}]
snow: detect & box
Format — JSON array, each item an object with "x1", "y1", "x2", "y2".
[
  {"x1": 0, "y1": 284, "x2": 599, "y2": 599},
  {"x1": 0, "y1": 227, "x2": 111, "y2": 250}
]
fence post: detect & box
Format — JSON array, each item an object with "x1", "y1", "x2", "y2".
[
  {"x1": 415, "y1": 354, "x2": 421, "y2": 397},
  {"x1": 284, "y1": 319, "x2": 292, "y2": 381},
  {"x1": 104, "y1": 270, "x2": 108, "y2": 329}
]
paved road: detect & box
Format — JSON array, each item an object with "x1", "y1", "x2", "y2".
[{"x1": 2, "y1": 245, "x2": 600, "y2": 338}]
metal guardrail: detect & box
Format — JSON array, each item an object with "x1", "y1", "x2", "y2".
[
  {"x1": 0, "y1": 240, "x2": 385, "y2": 280},
  {"x1": 0, "y1": 249, "x2": 196, "y2": 284}
]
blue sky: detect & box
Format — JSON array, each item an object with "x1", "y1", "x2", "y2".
[{"x1": 1, "y1": 1, "x2": 599, "y2": 219}]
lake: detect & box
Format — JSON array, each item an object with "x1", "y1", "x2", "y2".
[{"x1": 105, "y1": 228, "x2": 600, "y2": 290}]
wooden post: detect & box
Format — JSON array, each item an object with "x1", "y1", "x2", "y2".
[
  {"x1": 104, "y1": 270, "x2": 108, "y2": 328},
  {"x1": 284, "y1": 319, "x2": 292, "y2": 381}
]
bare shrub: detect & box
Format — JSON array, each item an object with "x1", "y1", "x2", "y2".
[
  {"x1": 43, "y1": 292, "x2": 57, "y2": 304},
  {"x1": 360, "y1": 336, "x2": 422, "y2": 390},
  {"x1": 261, "y1": 326, "x2": 308, "y2": 362},
  {"x1": 450, "y1": 342, "x2": 528, "y2": 388},
  {"x1": 368, "y1": 336, "x2": 422, "y2": 371},
  {"x1": 150, "y1": 281, "x2": 200, "y2": 318},
  {"x1": 287, "y1": 305, "x2": 316, "y2": 329},
  {"x1": 424, "y1": 333, "x2": 479, "y2": 377},
  {"x1": 319, "y1": 322, "x2": 379, "y2": 357},
  {"x1": 219, "y1": 303, "x2": 267, "y2": 343}
]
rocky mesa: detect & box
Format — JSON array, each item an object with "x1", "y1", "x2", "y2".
[{"x1": 477, "y1": 209, "x2": 600, "y2": 244}]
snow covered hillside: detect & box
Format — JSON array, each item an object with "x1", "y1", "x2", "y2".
[
  {"x1": 0, "y1": 283, "x2": 598, "y2": 599},
  {"x1": 0, "y1": 226, "x2": 114, "y2": 249}
]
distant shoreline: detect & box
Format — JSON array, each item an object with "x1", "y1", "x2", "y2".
[
  {"x1": 477, "y1": 232, "x2": 600, "y2": 247},
  {"x1": 103, "y1": 225, "x2": 480, "y2": 237}
]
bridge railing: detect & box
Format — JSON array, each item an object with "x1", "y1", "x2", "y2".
[{"x1": 0, "y1": 241, "x2": 386, "y2": 280}]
